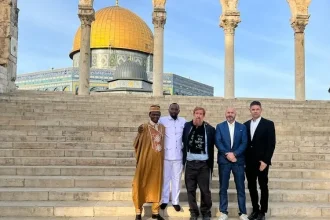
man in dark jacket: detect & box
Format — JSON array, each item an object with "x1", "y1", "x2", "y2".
[
  {"x1": 244, "y1": 101, "x2": 276, "y2": 220},
  {"x1": 182, "y1": 107, "x2": 215, "y2": 220}
]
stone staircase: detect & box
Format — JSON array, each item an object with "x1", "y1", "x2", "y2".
[{"x1": 0, "y1": 90, "x2": 330, "y2": 219}]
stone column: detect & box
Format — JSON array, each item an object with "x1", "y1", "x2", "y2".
[
  {"x1": 152, "y1": 0, "x2": 167, "y2": 97},
  {"x1": 287, "y1": 0, "x2": 311, "y2": 101},
  {"x1": 219, "y1": 0, "x2": 240, "y2": 99},
  {"x1": 0, "y1": 0, "x2": 19, "y2": 93},
  {"x1": 78, "y1": 0, "x2": 95, "y2": 96}
]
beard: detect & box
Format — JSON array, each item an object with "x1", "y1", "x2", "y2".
[
  {"x1": 193, "y1": 119, "x2": 203, "y2": 126},
  {"x1": 171, "y1": 115, "x2": 178, "y2": 120}
]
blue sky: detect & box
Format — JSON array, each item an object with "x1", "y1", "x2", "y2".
[{"x1": 17, "y1": 0, "x2": 330, "y2": 100}]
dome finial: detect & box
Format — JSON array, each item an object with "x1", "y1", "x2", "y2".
[{"x1": 116, "y1": 0, "x2": 119, "y2": 6}]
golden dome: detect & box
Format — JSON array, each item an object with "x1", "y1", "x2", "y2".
[{"x1": 70, "y1": 6, "x2": 154, "y2": 58}]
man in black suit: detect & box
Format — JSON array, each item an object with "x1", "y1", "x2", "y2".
[{"x1": 244, "y1": 101, "x2": 276, "y2": 220}]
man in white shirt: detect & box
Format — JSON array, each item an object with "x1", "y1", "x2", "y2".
[
  {"x1": 215, "y1": 107, "x2": 248, "y2": 220},
  {"x1": 159, "y1": 103, "x2": 186, "y2": 211},
  {"x1": 244, "y1": 101, "x2": 276, "y2": 220}
]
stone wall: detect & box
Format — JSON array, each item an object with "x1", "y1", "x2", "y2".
[
  {"x1": 0, "y1": 0, "x2": 19, "y2": 93},
  {"x1": 0, "y1": 65, "x2": 8, "y2": 93}
]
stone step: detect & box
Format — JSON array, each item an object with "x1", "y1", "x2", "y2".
[
  {"x1": 2, "y1": 133, "x2": 330, "y2": 144},
  {"x1": 0, "y1": 142, "x2": 132, "y2": 150},
  {"x1": 0, "y1": 217, "x2": 328, "y2": 220},
  {"x1": 0, "y1": 149, "x2": 135, "y2": 158},
  {"x1": 1, "y1": 109, "x2": 330, "y2": 119},
  {"x1": 0, "y1": 201, "x2": 329, "y2": 217},
  {"x1": 0, "y1": 176, "x2": 330, "y2": 190},
  {"x1": 1, "y1": 157, "x2": 330, "y2": 168},
  {"x1": 1, "y1": 134, "x2": 329, "y2": 143},
  {"x1": 3, "y1": 93, "x2": 330, "y2": 106},
  {"x1": 1, "y1": 149, "x2": 329, "y2": 161},
  {"x1": 1, "y1": 118, "x2": 330, "y2": 128},
  {"x1": 0, "y1": 187, "x2": 326, "y2": 203},
  {"x1": 1, "y1": 125, "x2": 329, "y2": 134},
  {"x1": 0, "y1": 135, "x2": 134, "y2": 143},
  {"x1": 2, "y1": 98, "x2": 329, "y2": 108},
  {"x1": 2, "y1": 127, "x2": 330, "y2": 136},
  {"x1": 1, "y1": 141, "x2": 330, "y2": 153},
  {"x1": 0, "y1": 166, "x2": 329, "y2": 179}
]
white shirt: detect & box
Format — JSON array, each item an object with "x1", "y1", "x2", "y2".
[
  {"x1": 227, "y1": 121, "x2": 235, "y2": 148},
  {"x1": 159, "y1": 116, "x2": 186, "y2": 160},
  {"x1": 250, "y1": 117, "x2": 261, "y2": 140}
]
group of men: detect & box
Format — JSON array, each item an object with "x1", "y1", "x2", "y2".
[{"x1": 132, "y1": 101, "x2": 276, "y2": 220}]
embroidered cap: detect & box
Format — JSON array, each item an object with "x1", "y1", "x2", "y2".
[{"x1": 149, "y1": 105, "x2": 161, "y2": 112}]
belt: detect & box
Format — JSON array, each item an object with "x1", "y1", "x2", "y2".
[{"x1": 188, "y1": 160, "x2": 207, "y2": 163}]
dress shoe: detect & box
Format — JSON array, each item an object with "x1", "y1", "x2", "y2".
[
  {"x1": 173, "y1": 204, "x2": 181, "y2": 212},
  {"x1": 190, "y1": 213, "x2": 199, "y2": 220},
  {"x1": 256, "y1": 213, "x2": 265, "y2": 220},
  {"x1": 135, "y1": 215, "x2": 142, "y2": 220},
  {"x1": 248, "y1": 211, "x2": 259, "y2": 220},
  {"x1": 152, "y1": 214, "x2": 165, "y2": 220},
  {"x1": 160, "y1": 203, "x2": 167, "y2": 210}
]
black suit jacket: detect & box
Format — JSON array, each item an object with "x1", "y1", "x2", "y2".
[
  {"x1": 182, "y1": 121, "x2": 215, "y2": 174},
  {"x1": 244, "y1": 117, "x2": 276, "y2": 166}
]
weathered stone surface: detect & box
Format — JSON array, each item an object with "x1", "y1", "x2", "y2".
[{"x1": 0, "y1": 91, "x2": 329, "y2": 219}]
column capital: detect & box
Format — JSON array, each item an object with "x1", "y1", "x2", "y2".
[
  {"x1": 220, "y1": 12, "x2": 240, "y2": 35},
  {"x1": 287, "y1": 0, "x2": 311, "y2": 33},
  {"x1": 291, "y1": 15, "x2": 310, "y2": 33},
  {"x1": 152, "y1": 9, "x2": 166, "y2": 29},
  {"x1": 152, "y1": 0, "x2": 166, "y2": 9},
  {"x1": 78, "y1": 6, "x2": 95, "y2": 26}
]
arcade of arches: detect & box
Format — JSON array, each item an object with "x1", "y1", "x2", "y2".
[{"x1": 0, "y1": 0, "x2": 312, "y2": 100}]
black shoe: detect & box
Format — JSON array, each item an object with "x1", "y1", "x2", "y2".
[
  {"x1": 160, "y1": 203, "x2": 168, "y2": 210},
  {"x1": 135, "y1": 215, "x2": 142, "y2": 220},
  {"x1": 152, "y1": 214, "x2": 165, "y2": 220},
  {"x1": 248, "y1": 211, "x2": 259, "y2": 220},
  {"x1": 256, "y1": 213, "x2": 265, "y2": 220},
  {"x1": 173, "y1": 204, "x2": 181, "y2": 212},
  {"x1": 190, "y1": 213, "x2": 199, "y2": 220},
  {"x1": 202, "y1": 211, "x2": 211, "y2": 220}
]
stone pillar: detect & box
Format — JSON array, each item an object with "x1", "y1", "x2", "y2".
[
  {"x1": 287, "y1": 0, "x2": 311, "y2": 101},
  {"x1": 78, "y1": 0, "x2": 95, "y2": 95},
  {"x1": 152, "y1": 0, "x2": 167, "y2": 97},
  {"x1": 219, "y1": 0, "x2": 240, "y2": 99},
  {"x1": 0, "y1": 0, "x2": 19, "y2": 93}
]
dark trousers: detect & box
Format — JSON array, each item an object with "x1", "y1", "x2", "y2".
[
  {"x1": 245, "y1": 164, "x2": 269, "y2": 213},
  {"x1": 219, "y1": 163, "x2": 246, "y2": 215},
  {"x1": 185, "y1": 160, "x2": 212, "y2": 217}
]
